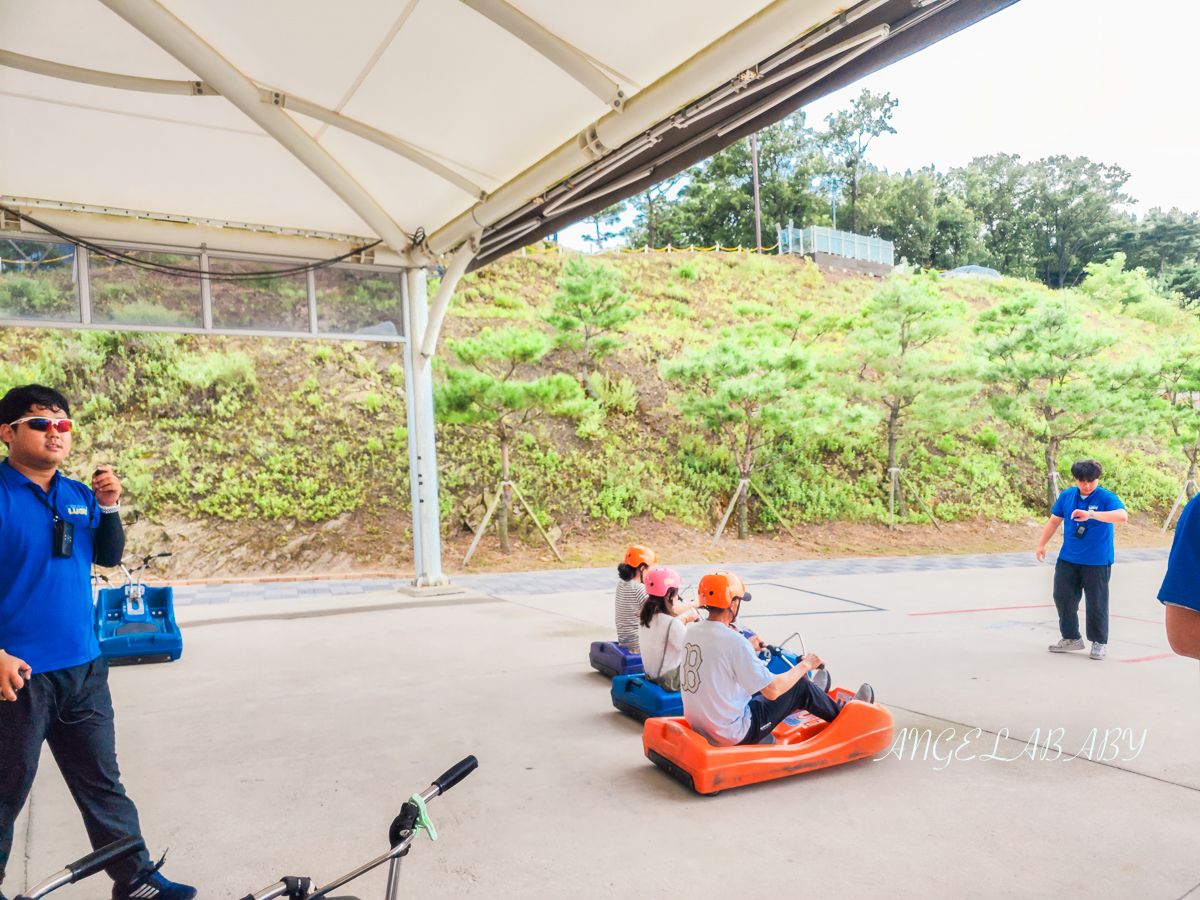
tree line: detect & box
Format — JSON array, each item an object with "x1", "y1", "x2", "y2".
[
  {"x1": 586, "y1": 90, "x2": 1200, "y2": 305},
  {"x1": 438, "y1": 255, "x2": 1200, "y2": 551}
]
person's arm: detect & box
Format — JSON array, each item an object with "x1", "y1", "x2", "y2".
[
  {"x1": 0, "y1": 649, "x2": 32, "y2": 701},
  {"x1": 760, "y1": 653, "x2": 824, "y2": 701},
  {"x1": 1069, "y1": 508, "x2": 1128, "y2": 525},
  {"x1": 1036, "y1": 516, "x2": 1064, "y2": 562},
  {"x1": 1165, "y1": 605, "x2": 1200, "y2": 659},
  {"x1": 90, "y1": 466, "x2": 124, "y2": 568}
]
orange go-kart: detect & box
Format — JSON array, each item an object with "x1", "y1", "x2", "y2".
[{"x1": 642, "y1": 687, "x2": 894, "y2": 795}]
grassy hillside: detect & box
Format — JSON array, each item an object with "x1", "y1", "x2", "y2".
[{"x1": 0, "y1": 251, "x2": 1185, "y2": 578}]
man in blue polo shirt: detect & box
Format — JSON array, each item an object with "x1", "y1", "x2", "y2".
[
  {"x1": 1035, "y1": 459, "x2": 1128, "y2": 661},
  {"x1": 1158, "y1": 493, "x2": 1200, "y2": 659},
  {"x1": 0, "y1": 384, "x2": 194, "y2": 900}
]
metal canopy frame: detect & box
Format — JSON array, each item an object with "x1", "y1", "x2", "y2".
[
  {"x1": 0, "y1": 0, "x2": 1018, "y2": 588},
  {"x1": 466, "y1": 0, "x2": 1021, "y2": 268}
]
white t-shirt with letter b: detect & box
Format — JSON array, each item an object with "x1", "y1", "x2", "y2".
[{"x1": 680, "y1": 619, "x2": 774, "y2": 746}]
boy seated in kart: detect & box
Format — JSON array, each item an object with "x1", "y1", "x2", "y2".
[{"x1": 680, "y1": 571, "x2": 874, "y2": 747}]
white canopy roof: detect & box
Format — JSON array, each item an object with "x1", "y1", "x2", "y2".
[{"x1": 1, "y1": 0, "x2": 1017, "y2": 266}]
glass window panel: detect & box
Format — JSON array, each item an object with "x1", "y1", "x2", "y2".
[
  {"x1": 209, "y1": 257, "x2": 309, "y2": 332},
  {"x1": 0, "y1": 240, "x2": 80, "y2": 321},
  {"x1": 314, "y1": 267, "x2": 405, "y2": 338},
  {"x1": 88, "y1": 250, "x2": 201, "y2": 326}
]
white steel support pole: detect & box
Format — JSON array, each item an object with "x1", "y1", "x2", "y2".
[{"x1": 405, "y1": 268, "x2": 447, "y2": 586}]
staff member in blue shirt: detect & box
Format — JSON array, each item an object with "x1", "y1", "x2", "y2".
[
  {"x1": 1157, "y1": 493, "x2": 1200, "y2": 659},
  {"x1": 0, "y1": 385, "x2": 194, "y2": 900},
  {"x1": 1035, "y1": 459, "x2": 1128, "y2": 661}
]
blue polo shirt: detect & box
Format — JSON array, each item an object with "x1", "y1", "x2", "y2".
[
  {"x1": 0, "y1": 459, "x2": 101, "y2": 673},
  {"x1": 1160, "y1": 494, "x2": 1200, "y2": 611},
  {"x1": 1051, "y1": 485, "x2": 1124, "y2": 566}
]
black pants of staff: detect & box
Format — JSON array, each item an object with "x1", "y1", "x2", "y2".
[
  {"x1": 0, "y1": 656, "x2": 151, "y2": 890},
  {"x1": 740, "y1": 674, "x2": 842, "y2": 745},
  {"x1": 1053, "y1": 558, "x2": 1111, "y2": 644}
]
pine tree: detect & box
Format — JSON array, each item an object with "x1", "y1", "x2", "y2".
[{"x1": 436, "y1": 328, "x2": 582, "y2": 553}]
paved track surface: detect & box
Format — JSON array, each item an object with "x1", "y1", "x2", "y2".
[{"x1": 11, "y1": 549, "x2": 1198, "y2": 900}]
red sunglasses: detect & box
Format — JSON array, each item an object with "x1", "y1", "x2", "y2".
[{"x1": 9, "y1": 416, "x2": 74, "y2": 433}]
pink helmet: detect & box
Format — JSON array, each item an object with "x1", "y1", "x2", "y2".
[{"x1": 644, "y1": 567, "x2": 682, "y2": 598}]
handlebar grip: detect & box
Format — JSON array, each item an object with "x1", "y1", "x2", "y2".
[
  {"x1": 68, "y1": 836, "x2": 146, "y2": 883},
  {"x1": 432, "y1": 756, "x2": 477, "y2": 795}
]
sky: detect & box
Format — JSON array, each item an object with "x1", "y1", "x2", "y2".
[{"x1": 560, "y1": 0, "x2": 1199, "y2": 251}]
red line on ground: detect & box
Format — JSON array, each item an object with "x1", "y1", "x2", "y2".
[
  {"x1": 1111, "y1": 614, "x2": 1165, "y2": 624},
  {"x1": 1119, "y1": 653, "x2": 1178, "y2": 664},
  {"x1": 908, "y1": 604, "x2": 1055, "y2": 617}
]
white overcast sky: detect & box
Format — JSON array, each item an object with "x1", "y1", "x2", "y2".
[{"x1": 560, "y1": 0, "x2": 1198, "y2": 251}]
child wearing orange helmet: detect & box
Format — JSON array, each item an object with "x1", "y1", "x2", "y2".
[
  {"x1": 637, "y1": 567, "x2": 699, "y2": 691},
  {"x1": 615, "y1": 545, "x2": 656, "y2": 652},
  {"x1": 680, "y1": 570, "x2": 874, "y2": 747}
]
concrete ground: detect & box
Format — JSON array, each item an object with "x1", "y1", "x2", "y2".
[{"x1": 9, "y1": 551, "x2": 1200, "y2": 900}]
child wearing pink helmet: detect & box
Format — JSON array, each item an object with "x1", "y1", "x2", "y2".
[{"x1": 638, "y1": 567, "x2": 699, "y2": 691}]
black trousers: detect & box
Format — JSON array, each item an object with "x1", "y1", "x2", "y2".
[
  {"x1": 0, "y1": 657, "x2": 150, "y2": 889},
  {"x1": 740, "y1": 674, "x2": 842, "y2": 745},
  {"x1": 1053, "y1": 558, "x2": 1111, "y2": 644}
]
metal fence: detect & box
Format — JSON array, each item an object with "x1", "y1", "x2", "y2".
[{"x1": 776, "y1": 223, "x2": 894, "y2": 266}]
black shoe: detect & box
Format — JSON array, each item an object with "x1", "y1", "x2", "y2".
[
  {"x1": 853, "y1": 683, "x2": 875, "y2": 704},
  {"x1": 810, "y1": 667, "x2": 832, "y2": 694},
  {"x1": 113, "y1": 871, "x2": 197, "y2": 900}
]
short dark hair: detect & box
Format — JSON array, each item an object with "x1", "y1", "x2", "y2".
[
  {"x1": 1071, "y1": 459, "x2": 1103, "y2": 482},
  {"x1": 617, "y1": 562, "x2": 648, "y2": 582},
  {"x1": 0, "y1": 385, "x2": 71, "y2": 445}
]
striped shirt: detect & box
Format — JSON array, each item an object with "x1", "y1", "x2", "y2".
[{"x1": 615, "y1": 579, "x2": 647, "y2": 651}]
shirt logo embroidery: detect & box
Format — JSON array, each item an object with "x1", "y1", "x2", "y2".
[
  {"x1": 67, "y1": 505, "x2": 87, "y2": 516},
  {"x1": 681, "y1": 643, "x2": 702, "y2": 693}
]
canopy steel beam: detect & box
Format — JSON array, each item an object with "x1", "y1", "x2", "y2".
[
  {"x1": 97, "y1": 0, "x2": 413, "y2": 256},
  {"x1": 0, "y1": 48, "x2": 483, "y2": 202},
  {"x1": 420, "y1": 231, "x2": 480, "y2": 359},
  {"x1": 272, "y1": 94, "x2": 485, "y2": 200},
  {"x1": 459, "y1": 0, "x2": 622, "y2": 108},
  {"x1": 466, "y1": 0, "x2": 1019, "y2": 267},
  {"x1": 0, "y1": 48, "x2": 215, "y2": 94},
  {"x1": 426, "y1": 0, "x2": 859, "y2": 255}
]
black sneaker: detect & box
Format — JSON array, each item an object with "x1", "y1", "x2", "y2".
[
  {"x1": 853, "y1": 683, "x2": 875, "y2": 704},
  {"x1": 113, "y1": 871, "x2": 197, "y2": 900},
  {"x1": 810, "y1": 667, "x2": 832, "y2": 694}
]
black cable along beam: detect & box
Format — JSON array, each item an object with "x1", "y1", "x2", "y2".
[
  {"x1": 468, "y1": 0, "x2": 1020, "y2": 269},
  {"x1": 0, "y1": 205, "x2": 384, "y2": 281}
]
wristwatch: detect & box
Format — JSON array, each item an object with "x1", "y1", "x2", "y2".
[{"x1": 98, "y1": 501, "x2": 121, "y2": 514}]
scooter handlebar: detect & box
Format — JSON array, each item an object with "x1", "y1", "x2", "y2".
[
  {"x1": 432, "y1": 756, "x2": 478, "y2": 795},
  {"x1": 69, "y1": 836, "x2": 146, "y2": 883}
]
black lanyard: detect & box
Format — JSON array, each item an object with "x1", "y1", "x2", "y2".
[{"x1": 25, "y1": 480, "x2": 61, "y2": 523}]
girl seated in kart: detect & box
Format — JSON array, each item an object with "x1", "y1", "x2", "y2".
[
  {"x1": 638, "y1": 567, "x2": 700, "y2": 691},
  {"x1": 615, "y1": 545, "x2": 656, "y2": 652},
  {"x1": 681, "y1": 571, "x2": 874, "y2": 746}
]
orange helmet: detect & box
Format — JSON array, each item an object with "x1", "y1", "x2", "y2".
[
  {"x1": 697, "y1": 571, "x2": 750, "y2": 609},
  {"x1": 624, "y1": 545, "x2": 657, "y2": 567}
]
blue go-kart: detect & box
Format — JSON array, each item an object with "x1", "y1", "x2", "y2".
[
  {"x1": 94, "y1": 552, "x2": 183, "y2": 665},
  {"x1": 589, "y1": 641, "x2": 643, "y2": 678},
  {"x1": 611, "y1": 633, "x2": 811, "y2": 722}
]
